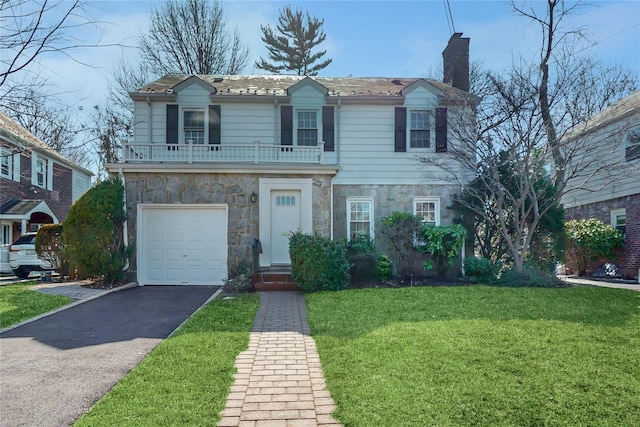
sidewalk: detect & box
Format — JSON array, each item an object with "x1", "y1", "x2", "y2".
[
  {"x1": 218, "y1": 291, "x2": 342, "y2": 427},
  {"x1": 561, "y1": 275, "x2": 640, "y2": 291}
]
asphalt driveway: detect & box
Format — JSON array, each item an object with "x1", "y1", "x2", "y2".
[{"x1": 0, "y1": 285, "x2": 220, "y2": 427}]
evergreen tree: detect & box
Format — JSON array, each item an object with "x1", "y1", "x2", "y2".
[{"x1": 256, "y1": 6, "x2": 332, "y2": 76}]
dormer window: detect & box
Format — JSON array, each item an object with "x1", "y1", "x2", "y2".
[
  {"x1": 297, "y1": 110, "x2": 318, "y2": 146},
  {"x1": 410, "y1": 111, "x2": 430, "y2": 149},
  {"x1": 184, "y1": 109, "x2": 205, "y2": 144}
]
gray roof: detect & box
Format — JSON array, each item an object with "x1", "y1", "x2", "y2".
[
  {"x1": 565, "y1": 90, "x2": 640, "y2": 139},
  {"x1": 0, "y1": 200, "x2": 44, "y2": 215},
  {"x1": 132, "y1": 74, "x2": 471, "y2": 100},
  {"x1": 0, "y1": 111, "x2": 93, "y2": 176}
]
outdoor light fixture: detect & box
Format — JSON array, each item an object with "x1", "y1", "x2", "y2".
[{"x1": 250, "y1": 192, "x2": 257, "y2": 203}]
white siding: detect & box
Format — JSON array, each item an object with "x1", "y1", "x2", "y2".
[
  {"x1": 72, "y1": 170, "x2": 91, "y2": 201},
  {"x1": 222, "y1": 104, "x2": 276, "y2": 145},
  {"x1": 562, "y1": 118, "x2": 640, "y2": 208}
]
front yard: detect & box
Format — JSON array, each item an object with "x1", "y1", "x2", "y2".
[
  {"x1": 0, "y1": 282, "x2": 72, "y2": 329},
  {"x1": 306, "y1": 286, "x2": 640, "y2": 426}
]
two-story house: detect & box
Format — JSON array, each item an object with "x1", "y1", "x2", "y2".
[
  {"x1": 562, "y1": 90, "x2": 640, "y2": 280},
  {"x1": 0, "y1": 111, "x2": 93, "y2": 272},
  {"x1": 106, "y1": 33, "x2": 475, "y2": 286}
]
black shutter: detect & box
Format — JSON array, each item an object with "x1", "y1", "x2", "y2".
[
  {"x1": 166, "y1": 104, "x2": 178, "y2": 144},
  {"x1": 281, "y1": 105, "x2": 293, "y2": 145},
  {"x1": 208, "y1": 105, "x2": 221, "y2": 144},
  {"x1": 394, "y1": 107, "x2": 407, "y2": 152},
  {"x1": 322, "y1": 106, "x2": 334, "y2": 152},
  {"x1": 435, "y1": 107, "x2": 448, "y2": 153}
]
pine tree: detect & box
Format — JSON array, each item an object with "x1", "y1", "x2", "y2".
[{"x1": 256, "y1": 6, "x2": 332, "y2": 76}]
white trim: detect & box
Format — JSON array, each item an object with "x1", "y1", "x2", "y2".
[
  {"x1": 610, "y1": 208, "x2": 626, "y2": 227},
  {"x1": 346, "y1": 197, "x2": 374, "y2": 240},
  {"x1": 136, "y1": 203, "x2": 228, "y2": 286},
  {"x1": 258, "y1": 178, "x2": 313, "y2": 267},
  {"x1": 107, "y1": 162, "x2": 339, "y2": 175},
  {"x1": 0, "y1": 147, "x2": 12, "y2": 180}
]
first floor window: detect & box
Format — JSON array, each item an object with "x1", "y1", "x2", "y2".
[
  {"x1": 36, "y1": 157, "x2": 47, "y2": 188},
  {"x1": 184, "y1": 109, "x2": 205, "y2": 144},
  {"x1": 414, "y1": 198, "x2": 440, "y2": 226},
  {"x1": 347, "y1": 199, "x2": 373, "y2": 240},
  {"x1": 297, "y1": 110, "x2": 318, "y2": 146},
  {"x1": 1, "y1": 149, "x2": 11, "y2": 179},
  {"x1": 611, "y1": 208, "x2": 626, "y2": 239},
  {"x1": 410, "y1": 110, "x2": 430, "y2": 149}
]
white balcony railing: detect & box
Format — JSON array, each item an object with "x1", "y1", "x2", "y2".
[{"x1": 123, "y1": 141, "x2": 325, "y2": 164}]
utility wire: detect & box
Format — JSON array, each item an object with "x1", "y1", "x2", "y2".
[{"x1": 443, "y1": 0, "x2": 456, "y2": 34}]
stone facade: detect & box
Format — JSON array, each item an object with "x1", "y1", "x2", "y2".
[
  {"x1": 123, "y1": 172, "x2": 333, "y2": 279},
  {"x1": 565, "y1": 193, "x2": 640, "y2": 279}
]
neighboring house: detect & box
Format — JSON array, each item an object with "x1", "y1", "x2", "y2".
[
  {"x1": 106, "y1": 33, "x2": 476, "y2": 286},
  {"x1": 0, "y1": 111, "x2": 93, "y2": 273},
  {"x1": 562, "y1": 90, "x2": 640, "y2": 279}
]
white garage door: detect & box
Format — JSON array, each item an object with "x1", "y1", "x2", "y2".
[{"x1": 138, "y1": 205, "x2": 228, "y2": 285}]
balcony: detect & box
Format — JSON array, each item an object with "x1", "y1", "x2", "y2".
[{"x1": 123, "y1": 141, "x2": 325, "y2": 164}]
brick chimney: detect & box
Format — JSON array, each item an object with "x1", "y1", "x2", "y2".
[{"x1": 442, "y1": 33, "x2": 470, "y2": 92}]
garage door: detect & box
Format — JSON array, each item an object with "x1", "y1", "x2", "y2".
[{"x1": 138, "y1": 205, "x2": 228, "y2": 285}]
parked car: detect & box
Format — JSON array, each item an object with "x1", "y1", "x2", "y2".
[{"x1": 9, "y1": 233, "x2": 53, "y2": 279}]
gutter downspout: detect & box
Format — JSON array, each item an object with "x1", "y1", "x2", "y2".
[
  {"x1": 146, "y1": 97, "x2": 152, "y2": 144},
  {"x1": 118, "y1": 167, "x2": 130, "y2": 275}
]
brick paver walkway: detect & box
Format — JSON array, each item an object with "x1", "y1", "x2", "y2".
[{"x1": 218, "y1": 292, "x2": 342, "y2": 427}]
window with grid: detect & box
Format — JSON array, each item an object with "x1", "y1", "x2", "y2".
[
  {"x1": 410, "y1": 111, "x2": 430, "y2": 149},
  {"x1": 297, "y1": 111, "x2": 318, "y2": 146},
  {"x1": 347, "y1": 199, "x2": 373, "y2": 240},
  {"x1": 184, "y1": 110, "x2": 205, "y2": 144},
  {"x1": 625, "y1": 130, "x2": 640, "y2": 161},
  {"x1": 36, "y1": 158, "x2": 47, "y2": 188},
  {"x1": 1, "y1": 149, "x2": 11, "y2": 179},
  {"x1": 414, "y1": 198, "x2": 439, "y2": 226}
]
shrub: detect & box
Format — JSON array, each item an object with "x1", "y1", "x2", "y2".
[
  {"x1": 349, "y1": 253, "x2": 377, "y2": 283},
  {"x1": 63, "y1": 178, "x2": 129, "y2": 284},
  {"x1": 377, "y1": 212, "x2": 421, "y2": 277},
  {"x1": 376, "y1": 254, "x2": 393, "y2": 281},
  {"x1": 419, "y1": 223, "x2": 467, "y2": 277},
  {"x1": 289, "y1": 232, "x2": 350, "y2": 292},
  {"x1": 35, "y1": 224, "x2": 69, "y2": 276},
  {"x1": 494, "y1": 266, "x2": 564, "y2": 288},
  {"x1": 346, "y1": 234, "x2": 376, "y2": 255},
  {"x1": 464, "y1": 257, "x2": 499, "y2": 284},
  {"x1": 565, "y1": 218, "x2": 624, "y2": 276},
  {"x1": 223, "y1": 261, "x2": 253, "y2": 293}
]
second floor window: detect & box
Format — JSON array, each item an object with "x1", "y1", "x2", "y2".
[
  {"x1": 410, "y1": 111, "x2": 430, "y2": 149},
  {"x1": 36, "y1": 157, "x2": 47, "y2": 188},
  {"x1": 625, "y1": 130, "x2": 640, "y2": 162},
  {"x1": 297, "y1": 111, "x2": 318, "y2": 146},
  {"x1": 1, "y1": 149, "x2": 12, "y2": 179},
  {"x1": 184, "y1": 110, "x2": 205, "y2": 144}
]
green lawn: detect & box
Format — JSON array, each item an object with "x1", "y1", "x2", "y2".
[
  {"x1": 74, "y1": 294, "x2": 260, "y2": 427},
  {"x1": 0, "y1": 282, "x2": 72, "y2": 329},
  {"x1": 305, "y1": 286, "x2": 640, "y2": 427}
]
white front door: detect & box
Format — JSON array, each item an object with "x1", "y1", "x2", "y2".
[{"x1": 270, "y1": 190, "x2": 301, "y2": 265}]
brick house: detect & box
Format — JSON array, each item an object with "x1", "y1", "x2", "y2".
[
  {"x1": 562, "y1": 91, "x2": 640, "y2": 280},
  {"x1": 0, "y1": 111, "x2": 93, "y2": 272},
  {"x1": 106, "y1": 34, "x2": 476, "y2": 287}
]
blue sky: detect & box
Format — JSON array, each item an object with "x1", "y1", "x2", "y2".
[{"x1": 29, "y1": 0, "x2": 640, "y2": 109}]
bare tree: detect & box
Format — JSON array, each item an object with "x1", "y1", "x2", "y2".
[
  {"x1": 0, "y1": 0, "x2": 97, "y2": 99},
  {"x1": 422, "y1": 1, "x2": 638, "y2": 271},
  {"x1": 139, "y1": 0, "x2": 249, "y2": 76},
  {"x1": 2, "y1": 87, "x2": 91, "y2": 167},
  {"x1": 255, "y1": 5, "x2": 332, "y2": 76}
]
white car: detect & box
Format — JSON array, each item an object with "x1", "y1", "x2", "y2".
[{"x1": 9, "y1": 233, "x2": 54, "y2": 279}]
